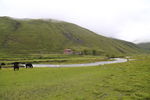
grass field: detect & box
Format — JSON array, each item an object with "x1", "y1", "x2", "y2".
[
  {"x1": 0, "y1": 56, "x2": 150, "y2": 100},
  {"x1": 0, "y1": 54, "x2": 109, "y2": 65}
]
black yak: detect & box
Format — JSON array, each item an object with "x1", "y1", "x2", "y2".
[
  {"x1": 25, "y1": 63, "x2": 33, "y2": 68},
  {"x1": 0, "y1": 63, "x2": 6, "y2": 69},
  {"x1": 12, "y1": 62, "x2": 20, "y2": 71}
]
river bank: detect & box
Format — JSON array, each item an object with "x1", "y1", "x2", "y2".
[{"x1": 32, "y1": 58, "x2": 127, "y2": 67}]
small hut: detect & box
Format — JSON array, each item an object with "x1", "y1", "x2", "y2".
[{"x1": 64, "y1": 49, "x2": 73, "y2": 54}]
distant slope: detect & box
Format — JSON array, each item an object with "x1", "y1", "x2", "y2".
[
  {"x1": 0, "y1": 17, "x2": 142, "y2": 55},
  {"x1": 137, "y1": 42, "x2": 150, "y2": 50}
]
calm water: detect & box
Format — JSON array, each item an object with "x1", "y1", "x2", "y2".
[{"x1": 32, "y1": 58, "x2": 127, "y2": 67}]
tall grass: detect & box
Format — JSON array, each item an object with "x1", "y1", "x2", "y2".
[{"x1": 0, "y1": 54, "x2": 107, "y2": 65}]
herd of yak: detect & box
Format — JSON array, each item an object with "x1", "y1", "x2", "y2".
[{"x1": 0, "y1": 62, "x2": 33, "y2": 71}]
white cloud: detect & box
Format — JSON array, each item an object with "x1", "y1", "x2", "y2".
[
  {"x1": 117, "y1": 21, "x2": 150, "y2": 43},
  {"x1": 0, "y1": 0, "x2": 150, "y2": 43}
]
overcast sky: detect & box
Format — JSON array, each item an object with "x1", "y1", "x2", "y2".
[{"x1": 0, "y1": 0, "x2": 150, "y2": 43}]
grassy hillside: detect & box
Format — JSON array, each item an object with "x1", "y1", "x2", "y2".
[
  {"x1": 137, "y1": 42, "x2": 150, "y2": 50},
  {"x1": 0, "y1": 55, "x2": 150, "y2": 100},
  {"x1": 0, "y1": 16, "x2": 142, "y2": 55}
]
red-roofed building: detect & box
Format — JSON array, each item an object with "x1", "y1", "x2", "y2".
[{"x1": 64, "y1": 49, "x2": 73, "y2": 54}]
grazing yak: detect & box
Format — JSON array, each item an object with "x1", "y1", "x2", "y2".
[
  {"x1": 0, "y1": 63, "x2": 6, "y2": 69},
  {"x1": 12, "y1": 62, "x2": 20, "y2": 71},
  {"x1": 25, "y1": 63, "x2": 33, "y2": 68}
]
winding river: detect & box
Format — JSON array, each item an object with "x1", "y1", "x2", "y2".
[{"x1": 32, "y1": 58, "x2": 127, "y2": 67}]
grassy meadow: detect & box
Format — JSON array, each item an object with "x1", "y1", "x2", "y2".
[
  {"x1": 0, "y1": 54, "x2": 109, "y2": 66},
  {"x1": 0, "y1": 55, "x2": 150, "y2": 100}
]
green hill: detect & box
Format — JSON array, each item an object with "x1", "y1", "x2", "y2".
[
  {"x1": 0, "y1": 16, "x2": 142, "y2": 56},
  {"x1": 137, "y1": 42, "x2": 150, "y2": 50}
]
